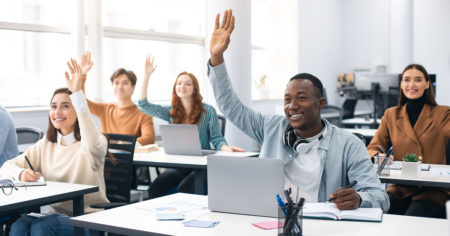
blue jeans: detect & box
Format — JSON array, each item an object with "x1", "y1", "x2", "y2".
[{"x1": 10, "y1": 214, "x2": 75, "y2": 236}]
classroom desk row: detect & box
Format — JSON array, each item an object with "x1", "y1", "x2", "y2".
[{"x1": 70, "y1": 193, "x2": 448, "y2": 236}]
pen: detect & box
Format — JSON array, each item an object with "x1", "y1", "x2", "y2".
[
  {"x1": 24, "y1": 155, "x2": 35, "y2": 172},
  {"x1": 277, "y1": 194, "x2": 287, "y2": 216},
  {"x1": 328, "y1": 180, "x2": 358, "y2": 202},
  {"x1": 378, "y1": 145, "x2": 386, "y2": 154}
]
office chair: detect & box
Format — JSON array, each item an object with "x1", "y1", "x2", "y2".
[
  {"x1": 321, "y1": 105, "x2": 343, "y2": 127},
  {"x1": 16, "y1": 127, "x2": 44, "y2": 154},
  {"x1": 91, "y1": 134, "x2": 137, "y2": 210},
  {"x1": 446, "y1": 140, "x2": 450, "y2": 165},
  {"x1": 342, "y1": 98, "x2": 357, "y2": 120},
  {"x1": 217, "y1": 115, "x2": 226, "y2": 136}
]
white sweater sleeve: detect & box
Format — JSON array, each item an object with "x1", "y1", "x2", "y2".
[{"x1": 70, "y1": 91, "x2": 107, "y2": 170}]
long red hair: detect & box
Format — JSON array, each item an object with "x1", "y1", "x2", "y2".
[{"x1": 170, "y1": 72, "x2": 204, "y2": 125}]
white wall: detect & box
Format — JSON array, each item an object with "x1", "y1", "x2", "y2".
[
  {"x1": 413, "y1": 0, "x2": 450, "y2": 106},
  {"x1": 297, "y1": 0, "x2": 343, "y2": 105},
  {"x1": 341, "y1": 0, "x2": 390, "y2": 72}
]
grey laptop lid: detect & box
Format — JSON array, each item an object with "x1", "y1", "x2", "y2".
[
  {"x1": 160, "y1": 124, "x2": 216, "y2": 156},
  {"x1": 207, "y1": 155, "x2": 284, "y2": 217}
]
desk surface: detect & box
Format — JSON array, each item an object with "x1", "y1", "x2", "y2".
[
  {"x1": 0, "y1": 181, "x2": 98, "y2": 217},
  {"x1": 343, "y1": 128, "x2": 377, "y2": 137},
  {"x1": 380, "y1": 164, "x2": 450, "y2": 188},
  {"x1": 133, "y1": 148, "x2": 259, "y2": 169},
  {"x1": 71, "y1": 193, "x2": 447, "y2": 236},
  {"x1": 342, "y1": 117, "x2": 382, "y2": 125}
]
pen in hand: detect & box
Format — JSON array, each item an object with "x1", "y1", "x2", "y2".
[
  {"x1": 24, "y1": 155, "x2": 35, "y2": 172},
  {"x1": 328, "y1": 180, "x2": 357, "y2": 202}
]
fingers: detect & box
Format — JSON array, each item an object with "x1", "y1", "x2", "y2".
[
  {"x1": 67, "y1": 61, "x2": 75, "y2": 74},
  {"x1": 224, "y1": 9, "x2": 232, "y2": 30},
  {"x1": 229, "y1": 15, "x2": 235, "y2": 33},
  {"x1": 230, "y1": 146, "x2": 245, "y2": 152},
  {"x1": 215, "y1": 13, "x2": 220, "y2": 29},
  {"x1": 20, "y1": 169, "x2": 41, "y2": 182},
  {"x1": 65, "y1": 71, "x2": 70, "y2": 81},
  {"x1": 331, "y1": 188, "x2": 360, "y2": 210},
  {"x1": 220, "y1": 10, "x2": 228, "y2": 28}
]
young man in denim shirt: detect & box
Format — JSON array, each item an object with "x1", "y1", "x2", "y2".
[{"x1": 207, "y1": 10, "x2": 389, "y2": 212}]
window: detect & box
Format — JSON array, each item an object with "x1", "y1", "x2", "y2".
[
  {"x1": 101, "y1": 0, "x2": 206, "y2": 103},
  {"x1": 0, "y1": 0, "x2": 72, "y2": 107},
  {"x1": 101, "y1": 37, "x2": 204, "y2": 102}
]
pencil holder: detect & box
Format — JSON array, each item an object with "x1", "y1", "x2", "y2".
[
  {"x1": 375, "y1": 155, "x2": 390, "y2": 176},
  {"x1": 277, "y1": 205, "x2": 303, "y2": 236}
]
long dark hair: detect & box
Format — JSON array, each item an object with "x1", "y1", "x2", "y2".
[
  {"x1": 399, "y1": 64, "x2": 437, "y2": 106},
  {"x1": 46, "y1": 88, "x2": 81, "y2": 143},
  {"x1": 170, "y1": 72, "x2": 204, "y2": 125}
]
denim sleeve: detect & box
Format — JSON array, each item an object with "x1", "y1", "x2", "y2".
[
  {"x1": 207, "y1": 61, "x2": 266, "y2": 144},
  {"x1": 138, "y1": 99, "x2": 171, "y2": 122}
]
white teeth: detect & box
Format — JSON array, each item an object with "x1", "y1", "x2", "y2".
[{"x1": 291, "y1": 113, "x2": 303, "y2": 118}]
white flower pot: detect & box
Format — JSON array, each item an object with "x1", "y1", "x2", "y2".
[{"x1": 402, "y1": 161, "x2": 420, "y2": 177}]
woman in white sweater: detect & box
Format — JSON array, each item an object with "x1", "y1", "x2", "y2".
[{"x1": 1, "y1": 59, "x2": 109, "y2": 235}]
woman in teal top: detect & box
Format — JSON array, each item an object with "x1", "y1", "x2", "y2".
[{"x1": 138, "y1": 55, "x2": 243, "y2": 198}]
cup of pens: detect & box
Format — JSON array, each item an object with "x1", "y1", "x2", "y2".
[
  {"x1": 375, "y1": 154, "x2": 390, "y2": 176},
  {"x1": 277, "y1": 191, "x2": 304, "y2": 236}
]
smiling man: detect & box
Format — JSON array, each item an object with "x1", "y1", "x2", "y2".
[{"x1": 207, "y1": 9, "x2": 389, "y2": 212}]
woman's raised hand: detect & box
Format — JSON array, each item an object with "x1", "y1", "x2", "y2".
[
  {"x1": 65, "y1": 58, "x2": 82, "y2": 93},
  {"x1": 80, "y1": 51, "x2": 93, "y2": 76},
  {"x1": 144, "y1": 54, "x2": 157, "y2": 78}
]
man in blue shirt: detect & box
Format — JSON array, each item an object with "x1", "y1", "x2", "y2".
[
  {"x1": 0, "y1": 106, "x2": 19, "y2": 167},
  {"x1": 207, "y1": 10, "x2": 389, "y2": 212}
]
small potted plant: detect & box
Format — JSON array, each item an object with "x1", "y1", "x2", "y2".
[{"x1": 402, "y1": 153, "x2": 421, "y2": 177}]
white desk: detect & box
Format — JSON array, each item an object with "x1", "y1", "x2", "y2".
[
  {"x1": 71, "y1": 193, "x2": 447, "y2": 236},
  {"x1": 342, "y1": 118, "x2": 382, "y2": 128},
  {"x1": 0, "y1": 181, "x2": 98, "y2": 217},
  {"x1": 343, "y1": 128, "x2": 377, "y2": 138},
  {"x1": 133, "y1": 149, "x2": 259, "y2": 194},
  {"x1": 379, "y1": 164, "x2": 450, "y2": 188}
]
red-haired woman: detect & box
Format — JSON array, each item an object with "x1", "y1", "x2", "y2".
[{"x1": 138, "y1": 55, "x2": 243, "y2": 198}]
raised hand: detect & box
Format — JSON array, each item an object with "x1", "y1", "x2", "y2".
[
  {"x1": 144, "y1": 54, "x2": 157, "y2": 77},
  {"x1": 80, "y1": 51, "x2": 93, "y2": 76},
  {"x1": 65, "y1": 58, "x2": 82, "y2": 93},
  {"x1": 209, "y1": 9, "x2": 235, "y2": 66}
]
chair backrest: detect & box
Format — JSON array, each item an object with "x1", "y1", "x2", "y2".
[
  {"x1": 217, "y1": 115, "x2": 226, "y2": 136},
  {"x1": 446, "y1": 140, "x2": 450, "y2": 165},
  {"x1": 321, "y1": 105, "x2": 343, "y2": 127},
  {"x1": 103, "y1": 133, "x2": 137, "y2": 204},
  {"x1": 16, "y1": 127, "x2": 44, "y2": 145},
  {"x1": 352, "y1": 132, "x2": 367, "y2": 146},
  {"x1": 342, "y1": 98, "x2": 357, "y2": 119}
]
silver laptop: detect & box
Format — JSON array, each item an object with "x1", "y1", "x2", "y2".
[
  {"x1": 160, "y1": 124, "x2": 217, "y2": 156},
  {"x1": 207, "y1": 155, "x2": 284, "y2": 217}
]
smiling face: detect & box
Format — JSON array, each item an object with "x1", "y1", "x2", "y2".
[
  {"x1": 401, "y1": 68, "x2": 430, "y2": 100},
  {"x1": 284, "y1": 79, "x2": 325, "y2": 135},
  {"x1": 49, "y1": 93, "x2": 77, "y2": 136},
  {"x1": 112, "y1": 74, "x2": 135, "y2": 99},
  {"x1": 175, "y1": 74, "x2": 195, "y2": 99}
]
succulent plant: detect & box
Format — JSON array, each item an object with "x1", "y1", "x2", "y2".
[{"x1": 403, "y1": 153, "x2": 419, "y2": 162}]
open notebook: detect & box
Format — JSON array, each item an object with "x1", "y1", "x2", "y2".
[
  {"x1": 0, "y1": 176, "x2": 46, "y2": 187},
  {"x1": 302, "y1": 203, "x2": 383, "y2": 222}
]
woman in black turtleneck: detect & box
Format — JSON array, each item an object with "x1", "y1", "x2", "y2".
[{"x1": 368, "y1": 64, "x2": 450, "y2": 218}]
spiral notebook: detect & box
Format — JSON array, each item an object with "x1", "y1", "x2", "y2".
[{"x1": 0, "y1": 176, "x2": 46, "y2": 187}]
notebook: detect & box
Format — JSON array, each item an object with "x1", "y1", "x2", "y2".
[
  {"x1": 160, "y1": 124, "x2": 217, "y2": 156},
  {"x1": 0, "y1": 176, "x2": 46, "y2": 187},
  {"x1": 207, "y1": 155, "x2": 284, "y2": 217},
  {"x1": 302, "y1": 203, "x2": 383, "y2": 222}
]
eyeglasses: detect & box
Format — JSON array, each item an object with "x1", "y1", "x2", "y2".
[{"x1": 1, "y1": 183, "x2": 19, "y2": 196}]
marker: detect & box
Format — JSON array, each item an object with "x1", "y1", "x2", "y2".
[
  {"x1": 24, "y1": 155, "x2": 35, "y2": 172},
  {"x1": 277, "y1": 194, "x2": 287, "y2": 216},
  {"x1": 328, "y1": 180, "x2": 358, "y2": 202}
]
